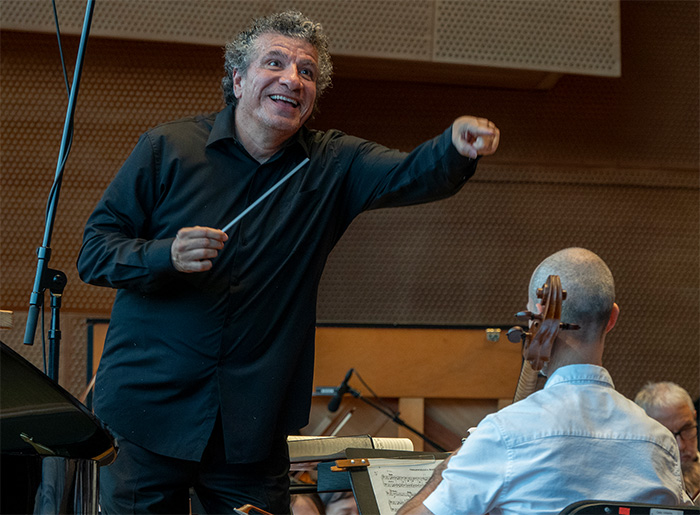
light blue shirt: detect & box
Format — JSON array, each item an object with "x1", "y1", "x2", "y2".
[{"x1": 424, "y1": 364, "x2": 691, "y2": 515}]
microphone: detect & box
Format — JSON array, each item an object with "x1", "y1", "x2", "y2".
[{"x1": 327, "y1": 368, "x2": 354, "y2": 412}]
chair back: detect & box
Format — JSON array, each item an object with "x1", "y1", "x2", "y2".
[{"x1": 559, "y1": 500, "x2": 700, "y2": 514}]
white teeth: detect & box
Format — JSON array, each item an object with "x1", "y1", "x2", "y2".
[{"x1": 270, "y1": 94, "x2": 299, "y2": 107}]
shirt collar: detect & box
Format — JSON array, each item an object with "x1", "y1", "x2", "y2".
[
  {"x1": 207, "y1": 104, "x2": 237, "y2": 147},
  {"x1": 544, "y1": 364, "x2": 615, "y2": 390},
  {"x1": 206, "y1": 104, "x2": 310, "y2": 160}
]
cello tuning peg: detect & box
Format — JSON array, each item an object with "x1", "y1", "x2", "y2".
[
  {"x1": 515, "y1": 310, "x2": 542, "y2": 321},
  {"x1": 507, "y1": 326, "x2": 529, "y2": 343},
  {"x1": 560, "y1": 323, "x2": 580, "y2": 331}
]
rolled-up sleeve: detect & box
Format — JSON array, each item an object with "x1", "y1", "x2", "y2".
[{"x1": 424, "y1": 420, "x2": 507, "y2": 515}]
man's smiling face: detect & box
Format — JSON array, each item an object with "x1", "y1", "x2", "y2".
[{"x1": 233, "y1": 32, "x2": 318, "y2": 142}]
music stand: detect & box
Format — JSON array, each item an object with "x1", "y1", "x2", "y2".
[{"x1": 318, "y1": 448, "x2": 449, "y2": 515}]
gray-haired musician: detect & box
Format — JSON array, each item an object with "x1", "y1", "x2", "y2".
[{"x1": 636, "y1": 381, "x2": 700, "y2": 504}]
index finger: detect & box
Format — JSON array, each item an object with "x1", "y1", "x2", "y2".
[
  {"x1": 177, "y1": 226, "x2": 228, "y2": 242},
  {"x1": 465, "y1": 118, "x2": 497, "y2": 136}
]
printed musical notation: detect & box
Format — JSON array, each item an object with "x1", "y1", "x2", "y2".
[{"x1": 366, "y1": 458, "x2": 444, "y2": 514}]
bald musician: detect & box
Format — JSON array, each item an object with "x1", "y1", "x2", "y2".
[
  {"x1": 398, "y1": 247, "x2": 691, "y2": 515},
  {"x1": 636, "y1": 381, "x2": 700, "y2": 503}
]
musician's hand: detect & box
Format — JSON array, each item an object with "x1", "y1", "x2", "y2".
[
  {"x1": 396, "y1": 450, "x2": 455, "y2": 515},
  {"x1": 171, "y1": 226, "x2": 228, "y2": 273},
  {"x1": 452, "y1": 116, "x2": 500, "y2": 158}
]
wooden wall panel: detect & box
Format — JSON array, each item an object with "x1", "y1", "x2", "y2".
[{"x1": 314, "y1": 327, "x2": 520, "y2": 399}]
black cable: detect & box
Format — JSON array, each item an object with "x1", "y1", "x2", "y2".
[
  {"x1": 352, "y1": 370, "x2": 447, "y2": 452},
  {"x1": 354, "y1": 369, "x2": 399, "y2": 416},
  {"x1": 41, "y1": 308, "x2": 47, "y2": 374},
  {"x1": 46, "y1": 0, "x2": 75, "y2": 226},
  {"x1": 52, "y1": 0, "x2": 71, "y2": 96}
]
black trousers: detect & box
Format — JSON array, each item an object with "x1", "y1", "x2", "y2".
[{"x1": 99, "y1": 415, "x2": 291, "y2": 515}]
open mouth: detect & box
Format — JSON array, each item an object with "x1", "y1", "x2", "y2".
[{"x1": 269, "y1": 94, "x2": 299, "y2": 108}]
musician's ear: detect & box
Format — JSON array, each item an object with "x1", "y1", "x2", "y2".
[{"x1": 605, "y1": 303, "x2": 620, "y2": 334}]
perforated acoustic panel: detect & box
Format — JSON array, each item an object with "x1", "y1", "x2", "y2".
[
  {"x1": 0, "y1": 0, "x2": 620, "y2": 77},
  {"x1": 435, "y1": 0, "x2": 620, "y2": 75}
]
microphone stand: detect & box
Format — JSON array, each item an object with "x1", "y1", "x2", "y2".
[
  {"x1": 23, "y1": 0, "x2": 95, "y2": 384},
  {"x1": 346, "y1": 387, "x2": 447, "y2": 452}
]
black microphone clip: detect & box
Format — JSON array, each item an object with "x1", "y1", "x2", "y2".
[{"x1": 327, "y1": 368, "x2": 354, "y2": 412}]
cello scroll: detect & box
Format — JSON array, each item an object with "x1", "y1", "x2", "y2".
[{"x1": 507, "y1": 275, "x2": 580, "y2": 402}]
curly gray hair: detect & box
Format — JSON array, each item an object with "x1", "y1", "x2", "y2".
[{"x1": 221, "y1": 11, "x2": 333, "y2": 111}]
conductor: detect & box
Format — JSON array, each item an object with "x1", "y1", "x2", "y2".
[{"x1": 77, "y1": 10, "x2": 499, "y2": 514}]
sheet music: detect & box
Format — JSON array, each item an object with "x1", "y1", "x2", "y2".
[{"x1": 365, "y1": 458, "x2": 443, "y2": 514}]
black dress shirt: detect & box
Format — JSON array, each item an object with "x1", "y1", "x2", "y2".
[{"x1": 77, "y1": 105, "x2": 478, "y2": 463}]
